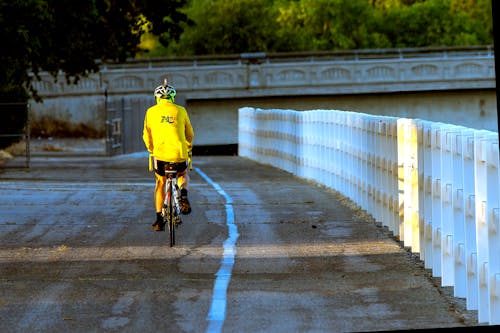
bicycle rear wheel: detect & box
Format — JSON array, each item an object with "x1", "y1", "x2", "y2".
[{"x1": 167, "y1": 191, "x2": 175, "y2": 247}]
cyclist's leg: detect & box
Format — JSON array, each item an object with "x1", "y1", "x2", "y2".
[
  {"x1": 152, "y1": 160, "x2": 167, "y2": 231},
  {"x1": 176, "y1": 162, "x2": 191, "y2": 215},
  {"x1": 177, "y1": 169, "x2": 189, "y2": 190},
  {"x1": 155, "y1": 173, "x2": 167, "y2": 214}
]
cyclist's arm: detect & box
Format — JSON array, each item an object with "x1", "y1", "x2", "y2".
[
  {"x1": 188, "y1": 150, "x2": 193, "y2": 170},
  {"x1": 184, "y1": 110, "x2": 194, "y2": 150},
  {"x1": 142, "y1": 113, "x2": 154, "y2": 153}
]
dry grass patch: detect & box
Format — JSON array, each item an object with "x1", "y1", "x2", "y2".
[
  {"x1": 0, "y1": 150, "x2": 13, "y2": 164},
  {"x1": 31, "y1": 116, "x2": 104, "y2": 138},
  {"x1": 39, "y1": 142, "x2": 69, "y2": 152},
  {"x1": 4, "y1": 141, "x2": 27, "y2": 155},
  {"x1": 0, "y1": 141, "x2": 26, "y2": 165}
]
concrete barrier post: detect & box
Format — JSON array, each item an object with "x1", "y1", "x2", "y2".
[
  {"x1": 451, "y1": 128, "x2": 467, "y2": 298},
  {"x1": 318, "y1": 110, "x2": 328, "y2": 187},
  {"x1": 389, "y1": 120, "x2": 400, "y2": 239},
  {"x1": 296, "y1": 111, "x2": 306, "y2": 179},
  {"x1": 329, "y1": 112, "x2": 339, "y2": 191},
  {"x1": 345, "y1": 112, "x2": 355, "y2": 201},
  {"x1": 485, "y1": 134, "x2": 499, "y2": 324},
  {"x1": 265, "y1": 110, "x2": 272, "y2": 162},
  {"x1": 306, "y1": 111, "x2": 316, "y2": 182},
  {"x1": 441, "y1": 125, "x2": 459, "y2": 287},
  {"x1": 431, "y1": 123, "x2": 443, "y2": 277},
  {"x1": 422, "y1": 121, "x2": 434, "y2": 269},
  {"x1": 397, "y1": 119, "x2": 406, "y2": 242},
  {"x1": 361, "y1": 115, "x2": 369, "y2": 209},
  {"x1": 373, "y1": 117, "x2": 384, "y2": 223},
  {"x1": 289, "y1": 111, "x2": 296, "y2": 175},
  {"x1": 325, "y1": 111, "x2": 336, "y2": 190},
  {"x1": 306, "y1": 111, "x2": 317, "y2": 181},
  {"x1": 277, "y1": 110, "x2": 285, "y2": 171},
  {"x1": 337, "y1": 112, "x2": 347, "y2": 192},
  {"x1": 378, "y1": 119, "x2": 389, "y2": 228},
  {"x1": 343, "y1": 112, "x2": 352, "y2": 200},
  {"x1": 462, "y1": 131, "x2": 478, "y2": 311},
  {"x1": 398, "y1": 119, "x2": 421, "y2": 252},
  {"x1": 416, "y1": 120, "x2": 425, "y2": 260},
  {"x1": 291, "y1": 111, "x2": 300, "y2": 176},
  {"x1": 254, "y1": 109, "x2": 262, "y2": 161},
  {"x1": 389, "y1": 117, "x2": 399, "y2": 235},
  {"x1": 367, "y1": 115, "x2": 381, "y2": 221},
  {"x1": 358, "y1": 114, "x2": 367, "y2": 210},
  {"x1": 474, "y1": 130, "x2": 497, "y2": 324},
  {"x1": 352, "y1": 112, "x2": 357, "y2": 204},
  {"x1": 238, "y1": 107, "x2": 255, "y2": 159}
]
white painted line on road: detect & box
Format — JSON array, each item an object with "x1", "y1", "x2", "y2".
[{"x1": 194, "y1": 167, "x2": 239, "y2": 333}]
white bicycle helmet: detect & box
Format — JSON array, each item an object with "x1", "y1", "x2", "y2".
[{"x1": 154, "y1": 83, "x2": 176, "y2": 100}]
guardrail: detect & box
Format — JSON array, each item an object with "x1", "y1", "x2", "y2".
[{"x1": 238, "y1": 107, "x2": 500, "y2": 325}]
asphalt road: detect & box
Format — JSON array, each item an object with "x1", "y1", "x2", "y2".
[{"x1": 0, "y1": 146, "x2": 484, "y2": 332}]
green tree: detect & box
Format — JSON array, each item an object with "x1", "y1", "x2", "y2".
[
  {"x1": 297, "y1": 0, "x2": 388, "y2": 50},
  {"x1": 168, "y1": 0, "x2": 280, "y2": 55},
  {"x1": 0, "y1": 0, "x2": 188, "y2": 103},
  {"x1": 137, "y1": 0, "x2": 189, "y2": 50},
  {"x1": 378, "y1": 0, "x2": 492, "y2": 47},
  {"x1": 155, "y1": 0, "x2": 493, "y2": 56},
  {"x1": 1, "y1": 0, "x2": 48, "y2": 102},
  {"x1": 449, "y1": 0, "x2": 492, "y2": 45}
]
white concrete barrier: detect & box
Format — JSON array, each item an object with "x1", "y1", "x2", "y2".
[{"x1": 238, "y1": 107, "x2": 500, "y2": 325}]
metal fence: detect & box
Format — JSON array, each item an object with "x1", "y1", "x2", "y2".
[
  {"x1": 0, "y1": 103, "x2": 30, "y2": 168},
  {"x1": 105, "y1": 97, "x2": 150, "y2": 156}
]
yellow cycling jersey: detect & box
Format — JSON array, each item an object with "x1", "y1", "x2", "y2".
[{"x1": 143, "y1": 98, "x2": 194, "y2": 163}]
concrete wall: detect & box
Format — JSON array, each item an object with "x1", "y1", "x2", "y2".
[
  {"x1": 186, "y1": 89, "x2": 498, "y2": 146},
  {"x1": 30, "y1": 88, "x2": 497, "y2": 145},
  {"x1": 31, "y1": 94, "x2": 106, "y2": 134}
]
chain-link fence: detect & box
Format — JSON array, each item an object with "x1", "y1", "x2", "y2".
[{"x1": 0, "y1": 103, "x2": 30, "y2": 168}]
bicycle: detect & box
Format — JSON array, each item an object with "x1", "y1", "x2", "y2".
[{"x1": 162, "y1": 166, "x2": 183, "y2": 247}]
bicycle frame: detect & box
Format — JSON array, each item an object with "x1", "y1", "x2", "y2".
[{"x1": 163, "y1": 170, "x2": 182, "y2": 247}]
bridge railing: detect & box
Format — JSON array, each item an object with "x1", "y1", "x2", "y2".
[
  {"x1": 31, "y1": 45, "x2": 494, "y2": 100},
  {"x1": 238, "y1": 107, "x2": 500, "y2": 325}
]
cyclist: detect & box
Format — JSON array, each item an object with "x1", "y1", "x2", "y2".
[{"x1": 143, "y1": 79, "x2": 195, "y2": 231}]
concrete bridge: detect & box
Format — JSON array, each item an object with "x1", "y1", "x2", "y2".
[{"x1": 30, "y1": 46, "x2": 497, "y2": 149}]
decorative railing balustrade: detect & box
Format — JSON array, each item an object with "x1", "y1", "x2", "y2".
[
  {"x1": 32, "y1": 46, "x2": 495, "y2": 100},
  {"x1": 238, "y1": 107, "x2": 500, "y2": 325}
]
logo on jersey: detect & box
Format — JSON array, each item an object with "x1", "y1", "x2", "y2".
[{"x1": 160, "y1": 115, "x2": 176, "y2": 124}]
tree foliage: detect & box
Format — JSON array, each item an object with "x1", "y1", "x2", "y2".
[
  {"x1": 163, "y1": 0, "x2": 493, "y2": 55},
  {"x1": 0, "y1": 0, "x2": 187, "y2": 102},
  {"x1": 168, "y1": 0, "x2": 279, "y2": 55}
]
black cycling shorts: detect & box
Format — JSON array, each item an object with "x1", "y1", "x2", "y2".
[{"x1": 154, "y1": 159, "x2": 188, "y2": 176}]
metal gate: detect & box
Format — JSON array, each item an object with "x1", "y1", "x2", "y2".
[{"x1": 105, "y1": 97, "x2": 150, "y2": 156}]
